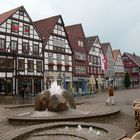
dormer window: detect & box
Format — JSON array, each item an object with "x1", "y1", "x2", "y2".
[
  {"x1": 11, "y1": 22, "x2": 19, "y2": 33},
  {"x1": 23, "y1": 25, "x2": 30, "y2": 35}
]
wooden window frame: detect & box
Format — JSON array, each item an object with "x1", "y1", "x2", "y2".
[
  {"x1": 0, "y1": 38, "x2": 5, "y2": 51},
  {"x1": 23, "y1": 24, "x2": 30, "y2": 35},
  {"x1": 18, "y1": 59, "x2": 25, "y2": 71},
  {"x1": 10, "y1": 40, "x2": 18, "y2": 52},
  {"x1": 36, "y1": 61, "x2": 42, "y2": 72},
  {"x1": 27, "y1": 60, "x2": 34, "y2": 72},
  {"x1": 33, "y1": 44, "x2": 39, "y2": 55},
  {"x1": 22, "y1": 42, "x2": 29, "y2": 54},
  {"x1": 11, "y1": 22, "x2": 19, "y2": 33}
]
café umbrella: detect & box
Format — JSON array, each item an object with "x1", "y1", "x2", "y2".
[
  {"x1": 98, "y1": 74, "x2": 102, "y2": 94},
  {"x1": 90, "y1": 75, "x2": 96, "y2": 92}
]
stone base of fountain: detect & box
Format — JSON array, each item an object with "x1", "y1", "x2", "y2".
[
  {"x1": 0, "y1": 122, "x2": 127, "y2": 140},
  {"x1": 7, "y1": 106, "x2": 120, "y2": 125}
]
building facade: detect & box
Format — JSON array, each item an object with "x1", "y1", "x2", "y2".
[
  {"x1": 86, "y1": 36, "x2": 105, "y2": 90},
  {"x1": 113, "y1": 49, "x2": 124, "y2": 88},
  {"x1": 122, "y1": 53, "x2": 140, "y2": 87},
  {"x1": 101, "y1": 43, "x2": 114, "y2": 87},
  {"x1": 0, "y1": 6, "x2": 43, "y2": 95},
  {"x1": 66, "y1": 24, "x2": 88, "y2": 94},
  {"x1": 35, "y1": 15, "x2": 73, "y2": 90}
]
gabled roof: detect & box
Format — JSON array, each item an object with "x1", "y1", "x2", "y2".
[
  {"x1": 0, "y1": 6, "x2": 21, "y2": 25},
  {"x1": 113, "y1": 49, "x2": 120, "y2": 61},
  {"x1": 124, "y1": 52, "x2": 140, "y2": 67},
  {"x1": 86, "y1": 36, "x2": 100, "y2": 49},
  {"x1": 65, "y1": 24, "x2": 86, "y2": 50},
  {"x1": 101, "y1": 43, "x2": 111, "y2": 55},
  {"x1": 34, "y1": 15, "x2": 61, "y2": 44},
  {"x1": 66, "y1": 24, "x2": 86, "y2": 39}
]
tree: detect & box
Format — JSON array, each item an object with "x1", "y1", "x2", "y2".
[{"x1": 124, "y1": 72, "x2": 131, "y2": 89}]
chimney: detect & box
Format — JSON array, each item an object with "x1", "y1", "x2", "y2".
[{"x1": 133, "y1": 53, "x2": 136, "y2": 57}]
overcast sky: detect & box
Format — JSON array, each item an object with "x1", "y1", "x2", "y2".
[{"x1": 1, "y1": 0, "x2": 140, "y2": 55}]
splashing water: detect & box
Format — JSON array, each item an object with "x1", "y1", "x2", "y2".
[
  {"x1": 77, "y1": 125, "x2": 82, "y2": 131},
  {"x1": 49, "y1": 81, "x2": 63, "y2": 96},
  {"x1": 89, "y1": 127, "x2": 93, "y2": 133},
  {"x1": 96, "y1": 131, "x2": 101, "y2": 136}
]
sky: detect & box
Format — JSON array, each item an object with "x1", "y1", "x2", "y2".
[{"x1": 1, "y1": 0, "x2": 140, "y2": 55}]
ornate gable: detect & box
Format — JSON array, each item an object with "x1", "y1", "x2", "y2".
[
  {"x1": 47, "y1": 17, "x2": 72, "y2": 54},
  {"x1": 0, "y1": 6, "x2": 41, "y2": 41}
]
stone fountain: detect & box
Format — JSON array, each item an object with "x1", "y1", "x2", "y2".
[
  {"x1": 34, "y1": 81, "x2": 76, "y2": 112},
  {"x1": 4, "y1": 81, "x2": 126, "y2": 140}
]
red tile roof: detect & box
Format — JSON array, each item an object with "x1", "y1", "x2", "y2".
[
  {"x1": 101, "y1": 42, "x2": 111, "y2": 55},
  {"x1": 112, "y1": 49, "x2": 120, "y2": 61},
  {"x1": 0, "y1": 6, "x2": 21, "y2": 25},
  {"x1": 66, "y1": 24, "x2": 86, "y2": 39},
  {"x1": 65, "y1": 24, "x2": 86, "y2": 48},
  {"x1": 34, "y1": 15, "x2": 61, "y2": 44}
]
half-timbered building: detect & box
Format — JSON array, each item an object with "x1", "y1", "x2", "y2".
[
  {"x1": 66, "y1": 24, "x2": 88, "y2": 94},
  {"x1": 122, "y1": 52, "x2": 140, "y2": 87},
  {"x1": 0, "y1": 6, "x2": 43, "y2": 95},
  {"x1": 113, "y1": 49, "x2": 124, "y2": 88},
  {"x1": 35, "y1": 15, "x2": 73, "y2": 90},
  {"x1": 86, "y1": 36, "x2": 105, "y2": 89}
]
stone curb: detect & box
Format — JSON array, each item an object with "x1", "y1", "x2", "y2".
[{"x1": 0, "y1": 122, "x2": 127, "y2": 140}]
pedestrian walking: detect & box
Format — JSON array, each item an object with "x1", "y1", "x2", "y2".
[{"x1": 106, "y1": 84, "x2": 115, "y2": 105}]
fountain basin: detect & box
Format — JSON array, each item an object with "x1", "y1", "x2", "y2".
[
  {"x1": 0, "y1": 122, "x2": 127, "y2": 140},
  {"x1": 7, "y1": 105, "x2": 120, "y2": 125}
]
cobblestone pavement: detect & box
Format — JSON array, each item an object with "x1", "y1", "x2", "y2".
[{"x1": 0, "y1": 88, "x2": 140, "y2": 138}]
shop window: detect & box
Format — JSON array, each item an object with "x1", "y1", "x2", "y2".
[
  {"x1": 34, "y1": 79, "x2": 41, "y2": 94},
  {"x1": 22, "y1": 42, "x2": 29, "y2": 54},
  {"x1": 18, "y1": 59, "x2": 25, "y2": 71},
  {"x1": 6, "y1": 79, "x2": 12, "y2": 94},
  {"x1": 36, "y1": 61, "x2": 42, "y2": 72},
  {"x1": 0, "y1": 79, "x2": 5, "y2": 92},
  {"x1": 33, "y1": 44, "x2": 39, "y2": 55},
  {"x1": 28, "y1": 60, "x2": 34, "y2": 72}
]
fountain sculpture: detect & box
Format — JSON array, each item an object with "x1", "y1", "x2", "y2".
[
  {"x1": 5, "y1": 81, "x2": 126, "y2": 140},
  {"x1": 34, "y1": 81, "x2": 76, "y2": 112}
]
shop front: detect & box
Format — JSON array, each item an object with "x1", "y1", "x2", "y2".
[
  {"x1": 0, "y1": 78, "x2": 13, "y2": 95},
  {"x1": 16, "y1": 76, "x2": 43, "y2": 96},
  {"x1": 73, "y1": 77, "x2": 88, "y2": 95}
]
